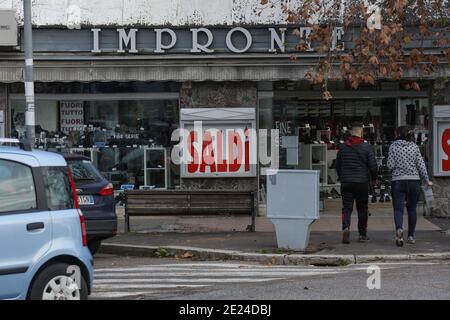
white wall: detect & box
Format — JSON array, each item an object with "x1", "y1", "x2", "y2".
[{"x1": 0, "y1": 0, "x2": 300, "y2": 27}]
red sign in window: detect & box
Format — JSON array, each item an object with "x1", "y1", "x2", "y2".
[
  {"x1": 185, "y1": 128, "x2": 253, "y2": 177},
  {"x1": 441, "y1": 128, "x2": 450, "y2": 172}
]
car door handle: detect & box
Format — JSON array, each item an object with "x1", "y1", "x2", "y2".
[{"x1": 27, "y1": 222, "x2": 45, "y2": 231}]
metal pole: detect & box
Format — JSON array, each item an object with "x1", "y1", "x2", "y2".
[{"x1": 23, "y1": 0, "x2": 35, "y2": 147}]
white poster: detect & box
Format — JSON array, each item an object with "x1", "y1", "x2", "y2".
[{"x1": 60, "y1": 101, "x2": 84, "y2": 134}]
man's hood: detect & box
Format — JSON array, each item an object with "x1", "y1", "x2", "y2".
[{"x1": 345, "y1": 136, "x2": 365, "y2": 148}]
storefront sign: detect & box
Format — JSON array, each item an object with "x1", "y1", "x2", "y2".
[
  {"x1": 433, "y1": 105, "x2": 450, "y2": 176},
  {"x1": 0, "y1": 10, "x2": 17, "y2": 46},
  {"x1": 60, "y1": 101, "x2": 84, "y2": 134},
  {"x1": 27, "y1": 27, "x2": 345, "y2": 54},
  {"x1": 91, "y1": 27, "x2": 344, "y2": 54}
]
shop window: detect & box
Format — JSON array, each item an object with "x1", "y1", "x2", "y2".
[
  {"x1": 398, "y1": 98, "x2": 430, "y2": 161},
  {"x1": 262, "y1": 98, "x2": 397, "y2": 172},
  {"x1": 10, "y1": 97, "x2": 181, "y2": 191},
  {"x1": 10, "y1": 99, "x2": 59, "y2": 139},
  {"x1": 259, "y1": 96, "x2": 396, "y2": 204},
  {"x1": 259, "y1": 91, "x2": 431, "y2": 209}
]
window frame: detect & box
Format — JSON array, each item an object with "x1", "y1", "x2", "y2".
[
  {"x1": 0, "y1": 159, "x2": 47, "y2": 216},
  {"x1": 40, "y1": 165, "x2": 75, "y2": 211}
]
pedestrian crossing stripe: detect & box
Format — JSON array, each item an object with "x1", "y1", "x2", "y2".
[
  {"x1": 95, "y1": 271, "x2": 344, "y2": 278},
  {"x1": 90, "y1": 262, "x2": 362, "y2": 299},
  {"x1": 94, "y1": 278, "x2": 284, "y2": 284},
  {"x1": 91, "y1": 262, "x2": 437, "y2": 300}
]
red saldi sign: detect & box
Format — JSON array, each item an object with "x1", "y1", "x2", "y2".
[
  {"x1": 183, "y1": 127, "x2": 255, "y2": 177},
  {"x1": 440, "y1": 127, "x2": 450, "y2": 173}
]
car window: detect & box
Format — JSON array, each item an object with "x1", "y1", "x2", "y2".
[
  {"x1": 41, "y1": 166, "x2": 75, "y2": 210},
  {"x1": 67, "y1": 160, "x2": 102, "y2": 183},
  {"x1": 0, "y1": 160, "x2": 37, "y2": 213}
]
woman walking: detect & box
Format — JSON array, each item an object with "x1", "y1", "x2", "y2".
[{"x1": 387, "y1": 126, "x2": 433, "y2": 246}]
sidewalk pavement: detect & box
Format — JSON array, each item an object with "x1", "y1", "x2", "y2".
[{"x1": 102, "y1": 205, "x2": 450, "y2": 266}]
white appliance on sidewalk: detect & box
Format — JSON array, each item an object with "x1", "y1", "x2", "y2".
[{"x1": 266, "y1": 169, "x2": 320, "y2": 251}]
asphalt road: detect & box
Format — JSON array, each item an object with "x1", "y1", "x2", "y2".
[{"x1": 91, "y1": 254, "x2": 450, "y2": 300}]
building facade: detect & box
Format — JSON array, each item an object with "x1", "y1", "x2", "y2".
[{"x1": 1, "y1": 0, "x2": 449, "y2": 216}]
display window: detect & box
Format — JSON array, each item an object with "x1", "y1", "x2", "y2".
[
  {"x1": 9, "y1": 82, "x2": 181, "y2": 191},
  {"x1": 258, "y1": 83, "x2": 431, "y2": 209}
]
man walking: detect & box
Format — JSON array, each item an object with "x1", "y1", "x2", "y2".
[{"x1": 336, "y1": 123, "x2": 378, "y2": 244}]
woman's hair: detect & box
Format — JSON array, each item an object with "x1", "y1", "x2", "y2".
[
  {"x1": 396, "y1": 126, "x2": 410, "y2": 140},
  {"x1": 406, "y1": 131, "x2": 416, "y2": 142}
]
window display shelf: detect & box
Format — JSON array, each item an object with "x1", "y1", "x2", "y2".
[
  {"x1": 298, "y1": 143, "x2": 329, "y2": 185},
  {"x1": 144, "y1": 147, "x2": 169, "y2": 190}
]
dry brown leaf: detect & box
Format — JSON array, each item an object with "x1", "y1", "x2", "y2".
[
  {"x1": 419, "y1": 24, "x2": 427, "y2": 35},
  {"x1": 362, "y1": 46, "x2": 370, "y2": 56},
  {"x1": 182, "y1": 252, "x2": 194, "y2": 259},
  {"x1": 314, "y1": 73, "x2": 324, "y2": 84},
  {"x1": 403, "y1": 35, "x2": 412, "y2": 44},
  {"x1": 411, "y1": 82, "x2": 421, "y2": 91},
  {"x1": 369, "y1": 56, "x2": 379, "y2": 65},
  {"x1": 323, "y1": 90, "x2": 333, "y2": 101}
]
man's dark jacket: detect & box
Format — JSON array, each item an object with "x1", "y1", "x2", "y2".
[{"x1": 336, "y1": 137, "x2": 378, "y2": 183}]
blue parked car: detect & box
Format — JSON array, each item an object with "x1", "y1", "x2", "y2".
[
  {"x1": 0, "y1": 139, "x2": 93, "y2": 300},
  {"x1": 64, "y1": 154, "x2": 117, "y2": 255}
]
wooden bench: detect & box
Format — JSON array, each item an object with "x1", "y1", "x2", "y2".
[{"x1": 124, "y1": 190, "x2": 256, "y2": 233}]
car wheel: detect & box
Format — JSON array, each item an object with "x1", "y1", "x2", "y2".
[
  {"x1": 88, "y1": 239, "x2": 102, "y2": 255},
  {"x1": 29, "y1": 263, "x2": 88, "y2": 300}
]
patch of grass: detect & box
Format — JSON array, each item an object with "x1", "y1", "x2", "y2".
[
  {"x1": 154, "y1": 247, "x2": 174, "y2": 258},
  {"x1": 337, "y1": 258, "x2": 352, "y2": 266},
  {"x1": 259, "y1": 248, "x2": 296, "y2": 255}
]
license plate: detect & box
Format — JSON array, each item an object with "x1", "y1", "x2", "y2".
[{"x1": 78, "y1": 195, "x2": 94, "y2": 205}]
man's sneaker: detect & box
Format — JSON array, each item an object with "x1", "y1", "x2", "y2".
[
  {"x1": 396, "y1": 229, "x2": 404, "y2": 247},
  {"x1": 342, "y1": 228, "x2": 350, "y2": 244},
  {"x1": 407, "y1": 236, "x2": 416, "y2": 244},
  {"x1": 358, "y1": 235, "x2": 371, "y2": 242}
]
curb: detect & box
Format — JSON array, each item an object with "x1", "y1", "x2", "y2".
[{"x1": 100, "y1": 243, "x2": 450, "y2": 266}]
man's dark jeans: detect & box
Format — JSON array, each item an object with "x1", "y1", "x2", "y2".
[
  {"x1": 341, "y1": 182, "x2": 369, "y2": 235},
  {"x1": 391, "y1": 180, "x2": 421, "y2": 237}
]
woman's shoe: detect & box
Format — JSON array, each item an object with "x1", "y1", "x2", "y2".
[
  {"x1": 407, "y1": 236, "x2": 416, "y2": 244},
  {"x1": 342, "y1": 228, "x2": 350, "y2": 244},
  {"x1": 396, "y1": 229, "x2": 404, "y2": 247}
]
